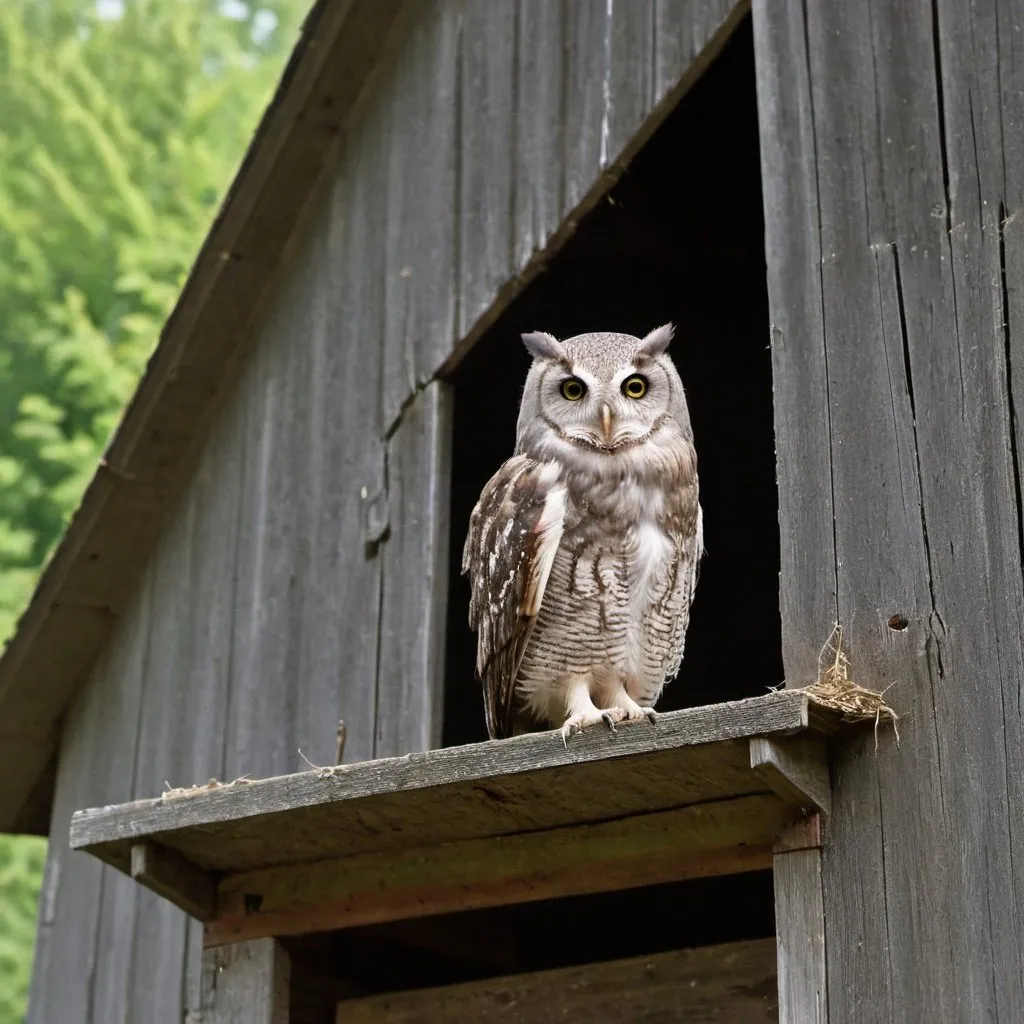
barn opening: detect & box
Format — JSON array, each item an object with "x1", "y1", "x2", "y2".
[
  {"x1": 294, "y1": 873, "x2": 777, "y2": 1019},
  {"x1": 444, "y1": 14, "x2": 781, "y2": 748}
]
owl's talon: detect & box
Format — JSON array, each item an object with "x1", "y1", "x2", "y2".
[
  {"x1": 643, "y1": 707, "x2": 658, "y2": 725},
  {"x1": 601, "y1": 711, "x2": 618, "y2": 732}
]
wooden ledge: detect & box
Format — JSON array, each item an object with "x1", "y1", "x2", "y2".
[
  {"x1": 69, "y1": 691, "x2": 836, "y2": 943},
  {"x1": 333, "y1": 938, "x2": 779, "y2": 1023}
]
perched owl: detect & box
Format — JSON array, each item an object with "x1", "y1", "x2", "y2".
[{"x1": 462, "y1": 324, "x2": 703, "y2": 742}]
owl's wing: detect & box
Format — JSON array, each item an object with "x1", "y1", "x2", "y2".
[{"x1": 462, "y1": 455, "x2": 566, "y2": 739}]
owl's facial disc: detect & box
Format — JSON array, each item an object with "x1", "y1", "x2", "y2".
[{"x1": 548, "y1": 365, "x2": 665, "y2": 453}]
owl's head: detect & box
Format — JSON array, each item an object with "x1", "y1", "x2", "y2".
[{"x1": 514, "y1": 324, "x2": 692, "y2": 466}]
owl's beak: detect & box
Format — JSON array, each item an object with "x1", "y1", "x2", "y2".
[{"x1": 600, "y1": 403, "x2": 613, "y2": 444}]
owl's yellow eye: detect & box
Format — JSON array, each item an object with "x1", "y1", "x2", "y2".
[
  {"x1": 560, "y1": 377, "x2": 586, "y2": 401},
  {"x1": 622, "y1": 374, "x2": 648, "y2": 399}
]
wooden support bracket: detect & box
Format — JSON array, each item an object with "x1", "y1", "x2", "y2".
[
  {"x1": 749, "y1": 736, "x2": 831, "y2": 817},
  {"x1": 130, "y1": 841, "x2": 216, "y2": 922}
]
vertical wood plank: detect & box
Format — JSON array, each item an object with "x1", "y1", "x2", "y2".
[
  {"x1": 458, "y1": 0, "x2": 517, "y2": 338},
  {"x1": 513, "y1": 0, "x2": 565, "y2": 269},
  {"x1": 375, "y1": 382, "x2": 453, "y2": 757},
  {"x1": 606, "y1": 0, "x2": 655, "y2": 164},
  {"x1": 654, "y1": 0, "x2": 742, "y2": 104},
  {"x1": 563, "y1": 0, "x2": 612, "y2": 213},
  {"x1": 751, "y1": 0, "x2": 836, "y2": 687},
  {"x1": 28, "y1": 586, "x2": 152, "y2": 1024},
  {"x1": 756, "y1": 0, "x2": 1024, "y2": 1019},
  {"x1": 179, "y1": 400, "x2": 245, "y2": 1014},
  {"x1": 382, "y1": 2, "x2": 459, "y2": 428},
  {"x1": 125, "y1": 501, "x2": 197, "y2": 1022},
  {"x1": 774, "y1": 849, "x2": 826, "y2": 1023},
  {"x1": 200, "y1": 938, "x2": 290, "y2": 1024},
  {"x1": 299, "y1": 121, "x2": 389, "y2": 771}
]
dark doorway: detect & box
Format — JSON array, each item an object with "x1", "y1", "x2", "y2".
[{"x1": 444, "y1": 16, "x2": 781, "y2": 747}]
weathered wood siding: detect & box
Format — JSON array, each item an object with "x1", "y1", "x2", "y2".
[
  {"x1": 30, "y1": 2, "x2": 743, "y2": 1021},
  {"x1": 755, "y1": 0, "x2": 1024, "y2": 1019}
]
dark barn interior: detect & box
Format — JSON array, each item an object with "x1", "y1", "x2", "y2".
[
  {"x1": 445, "y1": 15, "x2": 782, "y2": 745},
  {"x1": 293, "y1": 19, "x2": 780, "y2": 1018}
]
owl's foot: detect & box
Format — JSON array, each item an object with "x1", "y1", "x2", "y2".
[{"x1": 560, "y1": 708, "x2": 619, "y2": 746}]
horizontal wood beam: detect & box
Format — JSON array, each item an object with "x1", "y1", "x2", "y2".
[
  {"x1": 71, "y1": 691, "x2": 832, "y2": 872},
  {"x1": 205, "y1": 795, "x2": 788, "y2": 947},
  {"x1": 130, "y1": 841, "x2": 216, "y2": 922},
  {"x1": 749, "y1": 736, "x2": 831, "y2": 816},
  {"x1": 333, "y1": 938, "x2": 778, "y2": 1023}
]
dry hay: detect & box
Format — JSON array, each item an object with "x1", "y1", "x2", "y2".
[
  {"x1": 161, "y1": 776, "x2": 253, "y2": 800},
  {"x1": 798, "y1": 623, "x2": 900, "y2": 748}
]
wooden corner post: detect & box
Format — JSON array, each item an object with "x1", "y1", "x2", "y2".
[
  {"x1": 750, "y1": 736, "x2": 829, "y2": 1023},
  {"x1": 200, "y1": 938, "x2": 290, "y2": 1023}
]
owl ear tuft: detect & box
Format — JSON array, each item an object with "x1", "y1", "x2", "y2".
[
  {"x1": 521, "y1": 331, "x2": 564, "y2": 361},
  {"x1": 637, "y1": 323, "x2": 675, "y2": 357}
]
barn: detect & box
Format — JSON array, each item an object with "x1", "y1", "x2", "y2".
[{"x1": 3, "y1": 0, "x2": 1023, "y2": 1021}]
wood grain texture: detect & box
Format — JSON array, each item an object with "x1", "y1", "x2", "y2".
[
  {"x1": 125, "y1": 497, "x2": 197, "y2": 1023},
  {"x1": 131, "y1": 842, "x2": 216, "y2": 922},
  {"x1": 563, "y1": 0, "x2": 612, "y2": 213},
  {"x1": 0, "y1": 0, "x2": 406, "y2": 835},
  {"x1": 70, "y1": 692, "x2": 826, "y2": 866},
  {"x1": 381, "y1": 2, "x2": 459, "y2": 430},
  {"x1": 333, "y1": 938, "x2": 778, "y2": 1023},
  {"x1": 755, "y1": 0, "x2": 1024, "y2": 1019},
  {"x1": 654, "y1": 0, "x2": 745, "y2": 104},
  {"x1": 376, "y1": 383, "x2": 453, "y2": 757},
  {"x1": 208, "y1": 795, "x2": 781, "y2": 944},
  {"x1": 27, "y1": 585, "x2": 152, "y2": 1024},
  {"x1": 200, "y1": 938, "x2": 290, "y2": 1024},
  {"x1": 513, "y1": 0, "x2": 565, "y2": 269},
  {"x1": 750, "y1": 736, "x2": 831, "y2": 816},
  {"x1": 293, "y1": 133, "x2": 388, "y2": 773},
  {"x1": 458, "y1": 0, "x2": 517, "y2": 339},
  {"x1": 606, "y1": 0, "x2": 656, "y2": 165},
  {"x1": 774, "y1": 849, "x2": 826, "y2": 1024}
]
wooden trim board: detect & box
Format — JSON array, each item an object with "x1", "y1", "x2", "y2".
[
  {"x1": 65, "y1": 693, "x2": 837, "y2": 938},
  {"x1": 70, "y1": 690, "x2": 835, "y2": 873},
  {"x1": 332, "y1": 938, "x2": 778, "y2": 1023},
  {"x1": 205, "y1": 795, "x2": 786, "y2": 946}
]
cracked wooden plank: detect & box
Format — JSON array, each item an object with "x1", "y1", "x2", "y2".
[{"x1": 755, "y1": 0, "x2": 1024, "y2": 1018}]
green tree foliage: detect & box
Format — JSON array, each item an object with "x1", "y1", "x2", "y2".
[{"x1": 0, "y1": 1, "x2": 307, "y2": 1019}]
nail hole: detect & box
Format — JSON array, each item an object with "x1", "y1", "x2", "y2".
[{"x1": 888, "y1": 614, "x2": 908, "y2": 631}]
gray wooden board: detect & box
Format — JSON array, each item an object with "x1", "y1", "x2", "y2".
[
  {"x1": 563, "y1": 0, "x2": 612, "y2": 215},
  {"x1": 755, "y1": 0, "x2": 1024, "y2": 1019},
  {"x1": 125, "y1": 495, "x2": 198, "y2": 1022},
  {"x1": 210, "y1": 794, "x2": 783, "y2": 945},
  {"x1": 28, "y1": 585, "x2": 152, "y2": 1024},
  {"x1": 774, "y1": 849, "x2": 826, "y2": 1023},
  {"x1": 381, "y1": 1, "x2": 459, "y2": 430},
  {"x1": 654, "y1": 0, "x2": 745, "y2": 105},
  {"x1": 607, "y1": 0, "x2": 655, "y2": 166},
  {"x1": 458, "y1": 0, "x2": 517, "y2": 339},
  {"x1": 375, "y1": 382, "x2": 453, "y2": 757},
  {"x1": 70, "y1": 692, "x2": 830, "y2": 872},
  {"x1": 201, "y1": 938, "x2": 290, "y2": 1024},
  {"x1": 334, "y1": 938, "x2": 778, "y2": 1023},
  {"x1": 513, "y1": 0, "x2": 565, "y2": 270},
  {"x1": 291, "y1": 96, "x2": 389, "y2": 773},
  {"x1": 177, "y1": 410, "x2": 244, "y2": 1013},
  {"x1": 0, "y1": 0, "x2": 407, "y2": 836}
]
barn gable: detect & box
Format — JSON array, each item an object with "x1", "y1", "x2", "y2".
[
  {"x1": 5, "y1": 2, "x2": 750, "y2": 1020},
  {"x1": 0, "y1": 0, "x2": 741, "y2": 838}
]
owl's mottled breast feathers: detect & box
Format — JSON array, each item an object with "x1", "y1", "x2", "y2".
[{"x1": 462, "y1": 455, "x2": 566, "y2": 738}]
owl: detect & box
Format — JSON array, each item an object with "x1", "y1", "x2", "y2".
[{"x1": 462, "y1": 324, "x2": 703, "y2": 743}]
